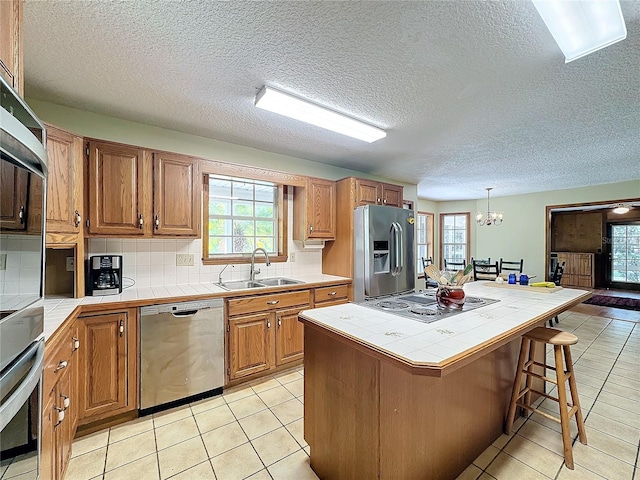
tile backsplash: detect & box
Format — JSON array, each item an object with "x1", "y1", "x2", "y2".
[{"x1": 86, "y1": 197, "x2": 323, "y2": 288}]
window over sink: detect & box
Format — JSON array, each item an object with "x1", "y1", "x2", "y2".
[{"x1": 202, "y1": 174, "x2": 288, "y2": 265}]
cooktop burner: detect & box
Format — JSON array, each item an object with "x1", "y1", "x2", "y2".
[{"x1": 356, "y1": 291, "x2": 499, "y2": 324}]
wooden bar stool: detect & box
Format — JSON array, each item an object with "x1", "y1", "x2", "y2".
[{"x1": 505, "y1": 327, "x2": 587, "y2": 469}]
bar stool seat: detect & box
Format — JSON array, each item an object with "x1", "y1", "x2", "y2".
[{"x1": 505, "y1": 327, "x2": 587, "y2": 469}]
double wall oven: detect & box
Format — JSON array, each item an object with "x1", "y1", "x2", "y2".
[{"x1": 0, "y1": 75, "x2": 48, "y2": 475}]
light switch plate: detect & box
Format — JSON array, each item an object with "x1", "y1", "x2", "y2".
[
  {"x1": 176, "y1": 253, "x2": 194, "y2": 266},
  {"x1": 289, "y1": 252, "x2": 296, "y2": 262},
  {"x1": 66, "y1": 256, "x2": 75, "y2": 272}
]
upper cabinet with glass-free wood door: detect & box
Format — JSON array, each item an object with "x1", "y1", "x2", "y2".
[
  {"x1": 46, "y1": 125, "x2": 83, "y2": 234},
  {"x1": 152, "y1": 152, "x2": 201, "y2": 236},
  {"x1": 354, "y1": 178, "x2": 403, "y2": 208},
  {"x1": 87, "y1": 140, "x2": 150, "y2": 236},
  {"x1": 0, "y1": 0, "x2": 23, "y2": 96},
  {"x1": 293, "y1": 177, "x2": 336, "y2": 241}
]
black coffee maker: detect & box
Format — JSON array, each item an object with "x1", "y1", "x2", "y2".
[{"x1": 86, "y1": 255, "x2": 123, "y2": 296}]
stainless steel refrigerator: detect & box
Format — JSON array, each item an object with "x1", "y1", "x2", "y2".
[{"x1": 353, "y1": 205, "x2": 415, "y2": 301}]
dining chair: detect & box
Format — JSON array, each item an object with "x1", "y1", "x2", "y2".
[
  {"x1": 499, "y1": 258, "x2": 524, "y2": 274},
  {"x1": 549, "y1": 261, "x2": 566, "y2": 326},
  {"x1": 472, "y1": 260, "x2": 499, "y2": 281},
  {"x1": 471, "y1": 257, "x2": 491, "y2": 266},
  {"x1": 421, "y1": 257, "x2": 438, "y2": 289},
  {"x1": 443, "y1": 258, "x2": 466, "y2": 271}
]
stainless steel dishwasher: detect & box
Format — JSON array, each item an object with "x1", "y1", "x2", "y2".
[{"x1": 139, "y1": 299, "x2": 224, "y2": 415}]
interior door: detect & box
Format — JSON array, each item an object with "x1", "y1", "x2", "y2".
[{"x1": 606, "y1": 222, "x2": 640, "y2": 290}]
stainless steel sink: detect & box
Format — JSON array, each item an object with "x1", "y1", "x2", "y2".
[
  {"x1": 258, "y1": 277, "x2": 304, "y2": 287},
  {"x1": 218, "y1": 277, "x2": 304, "y2": 290},
  {"x1": 219, "y1": 280, "x2": 265, "y2": 290}
]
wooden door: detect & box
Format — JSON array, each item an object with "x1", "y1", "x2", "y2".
[
  {"x1": 78, "y1": 311, "x2": 137, "y2": 421},
  {"x1": 0, "y1": 160, "x2": 28, "y2": 230},
  {"x1": 275, "y1": 307, "x2": 306, "y2": 366},
  {"x1": 45, "y1": 126, "x2": 83, "y2": 234},
  {"x1": 228, "y1": 312, "x2": 272, "y2": 380},
  {"x1": 307, "y1": 178, "x2": 335, "y2": 239},
  {"x1": 0, "y1": 0, "x2": 23, "y2": 96},
  {"x1": 381, "y1": 183, "x2": 403, "y2": 207},
  {"x1": 88, "y1": 140, "x2": 149, "y2": 235},
  {"x1": 355, "y1": 178, "x2": 381, "y2": 206},
  {"x1": 152, "y1": 152, "x2": 201, "y2": 236}
]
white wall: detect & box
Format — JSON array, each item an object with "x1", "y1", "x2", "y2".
[{"x1": 419, "y1": 180, "x2": 640, "y2": 281}]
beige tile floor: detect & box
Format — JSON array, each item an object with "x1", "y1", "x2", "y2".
[{"x1": 1, "y1": 308, "x2": 638, "y2": 480}]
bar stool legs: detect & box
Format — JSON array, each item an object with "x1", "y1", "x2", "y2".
[{"x1": 505, "y1": 328, "x2": 587, "y2": 470}]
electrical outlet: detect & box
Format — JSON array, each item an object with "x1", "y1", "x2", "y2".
[
  {"x1": 0, "y1": 254, "x2": 6, "y2": 270},
  {"x1": 289, "y1": 252, "x2": 296, "y2": 262},
  {"x1": 176, "y1": 253, "x2": 194, "y2": 266},
  {"x1": 66, "y1": 256, "x2": 75, "y2": 272}
]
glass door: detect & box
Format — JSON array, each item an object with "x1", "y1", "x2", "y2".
[{"x1": 610, "y1": 223, "x2": 640, "y2": 286}]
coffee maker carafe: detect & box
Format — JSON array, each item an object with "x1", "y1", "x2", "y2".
[{"x1": 87, "y1": 255, "x2": 123, "y2": 296}]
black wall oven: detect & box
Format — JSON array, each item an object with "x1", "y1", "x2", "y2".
[{"x1": 0, "y1": 74, "x2": 47, "y2": 476}]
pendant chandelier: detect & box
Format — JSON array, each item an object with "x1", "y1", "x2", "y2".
[{"x1": 476, "y1": 188, "x2": 503, "y2": 226}]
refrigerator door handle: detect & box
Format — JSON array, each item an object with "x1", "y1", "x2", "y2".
[{"x1": 390, "y1": 222, "x2": 404, "y2": 276}]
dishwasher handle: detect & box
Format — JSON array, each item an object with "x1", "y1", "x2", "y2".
[{"x1": 171, "y1": 310, "x2": 199, "y2": 318}]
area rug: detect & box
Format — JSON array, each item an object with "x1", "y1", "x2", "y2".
[{"x1": 583, "y1": 295, "x2": 640, "y2": 311}]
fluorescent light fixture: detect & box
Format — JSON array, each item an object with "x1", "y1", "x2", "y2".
[
  {"x1": 255, "y1": 86, "x2": 386, "y2": 143},
  {"x1": 613, "y1": 204, "x2": 630, "y2": 214},
  {"x1": 532, "y1": 0, "x2": 627, "y2": 63}
]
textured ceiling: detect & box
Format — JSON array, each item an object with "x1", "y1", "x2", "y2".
[{"x1": 22, "y1": 1, "x2": 640, "y2": 200}]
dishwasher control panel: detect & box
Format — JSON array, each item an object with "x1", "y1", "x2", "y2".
[{"x1": 140, "y1": 299, "x2": 223, "y2": 316}]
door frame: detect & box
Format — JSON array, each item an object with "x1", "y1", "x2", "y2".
[{"x1": 605, "y1": 221, "x2": 640, "y2": 291}]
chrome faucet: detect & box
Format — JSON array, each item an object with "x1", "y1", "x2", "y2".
[
  {"x1": 250, "y1": 248, "x2": 271, "y2": 281},
  {"x1": 218, "y1": 264, "x2": 233, "y2": 285}
]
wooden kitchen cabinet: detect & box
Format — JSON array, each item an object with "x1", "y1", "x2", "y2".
[
  {"x1": 226, "y1": 290, "x2": 311, "y2": 382},
  {"x1": 0, "y1": 0, "x2": 23, "y2": 96},
  {"x1": 354, "y1": 177, "x2": 403, "y2": 208},
  {"x1": 313, "y1": 284, "x2": 349, "y2": 308},
  {"x1": 0, "y1": 160, "x2": 28, "y2": 230},
  {"x1": 293, "y1": 177, "x2": 336, "y2": 241},
  {"x1": 77, "y1": 308, "x2": 138, "y2": 423},
  {"x1": 152, "y1": 152, "x2": 201, "y2": 236},
  {"x1": 41, "y1": 318, "x2": 80, "y2": 480},
  {"x1": 87, "y1": 140, "x2": 150, "y2": 236}
]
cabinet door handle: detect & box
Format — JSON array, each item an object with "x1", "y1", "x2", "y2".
[
  {"x1": 72, "y1": 337, "x2": 80, "y2": 351},
  {"x1": 309, "y1": 224, "x2": 313, "y2": 233},
  {"x1": 138, "y1": 214, "x2": 144, "y2": 229},
  {"x1": 18, "y1": 205, "x2": 25, "y2": 224},
  {"x1": 277, "y1": 318, "x2": 281, "y2": 327},
  {"x1": 377, "y1": 198, "x2": 381, "y2": 203},
  {"x1": 55, "y1": 360, "x2": 68, "y2": 372},
  {"x1": 119, "y1": 320, "x2": 124, "y2": 337},
  {"x1": 267, "y1": 320, "x2": 271, "y2": 328},
  {"x1": 74, "y1": 210, "x2": 82, "y2": 228},
  {"x1": 154, "y1": 215, "x2": 160, "y2": 230},
  {"x1": 61, "y1": 395, "x2": 70, "y2": 409},
  {"x1": 383, "y1": 199, "x2": 387, "y2": 204},
  {"x1": 267, "y1": 300, "x2": 279, "y2": 305},
  {"x1": 55, "y1": 408, "x2": 65, "y2": 426},
  {"x1": 328, "y1": 291, "x2": 337, "y2": 296}
]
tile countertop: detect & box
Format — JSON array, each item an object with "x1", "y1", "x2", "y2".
[
  {"x1": 299, "y1": 282, "x2": 591, "y2": 372},
  {"x1": 44, "y1": 273, "x2": 350, "y2": 340}
]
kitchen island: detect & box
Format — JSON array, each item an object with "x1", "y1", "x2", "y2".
[{"x1": 298, "y1": 282, "x2": 591, "y2": 480}]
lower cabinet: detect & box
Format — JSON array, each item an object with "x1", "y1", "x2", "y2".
[
  {"x1": 226, "y1": 290, "x2": 310, "y2": 381},
  {"x1": 41, "y1": 319, "x2": 80, "y2": 480},
  {"x1": 77, "y1": 308, "x2": 138, "y2": 424}
]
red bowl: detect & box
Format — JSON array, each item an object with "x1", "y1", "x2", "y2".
[{"x1": 436, "y1": 286, "x2": 466, "y2": 308}]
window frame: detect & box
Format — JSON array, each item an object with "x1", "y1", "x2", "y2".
[
  {"x1": 200, "y1": 161, "x2": 307, "y2": 265},
  {"x1": 416, "y1": 211, "x2": 434, "y2": 277},
  {"x1": 439, "y1": 212, "x2": 470, "y2": 270}
]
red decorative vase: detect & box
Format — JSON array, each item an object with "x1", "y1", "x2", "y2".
[{"x1": 436, "y1": 286, "x2": 466, "y2": 309}]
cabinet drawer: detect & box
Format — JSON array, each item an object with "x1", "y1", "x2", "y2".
[
  {"x1": 43, "y1": 330, "x2": 76, "y2": 397},
  {"x1": 228, "y1": 290, "x2": 310, "y2": 317},
  {"x1": 314, "y1": 285, "x2": 349, "y2": 305}
]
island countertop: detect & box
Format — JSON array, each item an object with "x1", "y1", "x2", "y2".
[{"x1": 299, "y1": 281, "x2": 591, "y2": 376}]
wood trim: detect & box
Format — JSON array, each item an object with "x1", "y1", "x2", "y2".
[
  {"x1": 439, "y1": 212, "x2": 470, "y2": 270},
  {"x1": 199, "y1": 158, "x2": 307, "y2": 187}
]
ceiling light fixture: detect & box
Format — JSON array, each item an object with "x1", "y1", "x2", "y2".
[
  {"x1": 476, "y1": 188, "x2": 503, "y2": 226},
  {"x1": 532, "y1": 0, "x2": 627, "y2": 63},
  {"x1": 613, "y1": 204, "x2": 630, "y2": 214},
  {"x1": 254, "y1": 86, "x2": 386, "y2": 143}
]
